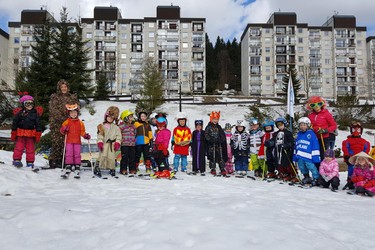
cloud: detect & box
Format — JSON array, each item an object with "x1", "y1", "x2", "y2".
[{"x1": 1, "y1": 0, "x2": 375, "y2": 42}]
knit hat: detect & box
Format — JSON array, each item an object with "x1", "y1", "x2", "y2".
[{"x1": 324, "y1": 149, "x2": 335, "y2": 158}]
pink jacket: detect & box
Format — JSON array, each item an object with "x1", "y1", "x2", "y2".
[
  {"x1": 308, "y1": 108, "x2": 337, "y2": 139},
  {"x1": 155, "y1": 128, "x2": 171, "y2": 150},
  {"x1": 225, "y1": 132, "x2": 233, "y2": 159},
  {"x1": 319, "y1": 159, "x2": 339, "y2": 179},
  {"x1": 352, "y1": 165, "x2": 375, "y2": 187}
]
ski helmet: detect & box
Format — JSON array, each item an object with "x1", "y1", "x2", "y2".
[
  {"x1": 195, "y1": 120, "x2": 203, "y2": 126},
  {"x1": 297, "y1": 117, "x2": 311, "y2": 127},
  {"x1": 249, "y1": 118, "x2": 259, "y2": 126},
  {"x1": 274, "y1": 117, "x2": 287, "y2": 127},
  {"x1": 209, "y1": 111, "x2": 220, "y2": 121},
  {"x1": 262, "y1": 119, "x2": 274, "y2": 128},
  {"x1": 350, "y1": 121, "x2": 363, "y2": 136},
  {"x1": 306, "y1": 96, "x2": 326, "y2": 110},
  {"x1": 156, "y1": 116, "x2": 167, "y2": 128},
  {"x1": 225, "y1": 123, "x2": 232, "y2": 131},
  {"x1": 120, "y1": 110, "x2": 134, "y2": 121},
  {"x1": 236, "y1": 120, "x2": 246, "y2": 128}
]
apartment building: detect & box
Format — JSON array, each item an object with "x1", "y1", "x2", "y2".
[
  {"x1": 0, "y1": 28, "x2": 9, "y2": 89},
  {"x1": 366, "y1": 36, "x2": 375, "y2": 100},
  {"x1": 241, "y1": 12, "x2": 368, "y2": 100},
  {"x1": 81, "y1": 5, "x2": 206, "y2": 95}
]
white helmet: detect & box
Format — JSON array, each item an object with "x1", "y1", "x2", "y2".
[
  {"x1": 150, "y1": 113, "x2": 158, "y2": 119},
  {"x1": 236, "y1": 120, "x2": 246, "y2": 127},
  {"x1": 176, "y1": 112, "x2": 187, "y2": 120},
  {"x1": 298, "y1": 117, "x2": 311, "y2": 127}
]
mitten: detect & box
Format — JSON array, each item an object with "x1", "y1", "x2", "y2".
[
  {"x1": 11, "y1": 131, "x2": 17, "y2": 141},
  {"x1": 98, "y1": 142, "x2": 104, "y2": 151},
  {"x1": 83, "y1": 133, "x2": 91, "y2": 140},
  {"x1": 344, "y1": 155, "x2": 350, "y2": 164},
  {"x1": 317, "y1": 128, "x2": 328, "y2": 134},
  {"x1": 114, "y1": 142, "x2": 121, "y2": 151},
  {"x1": 35, "y1": 132, "x2": 42, "y2": 143}
]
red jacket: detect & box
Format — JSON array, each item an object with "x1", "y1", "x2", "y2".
[
  {"x1": 308, "y1": 108, "x2": 337, "y2": 139},
  {"x1": 342, "y1": 136, "x2": 370, "y2": 157}
]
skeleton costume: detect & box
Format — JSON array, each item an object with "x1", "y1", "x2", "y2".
[{"x1": 230, "y1": 120, "x2": 250, "y2": 173}]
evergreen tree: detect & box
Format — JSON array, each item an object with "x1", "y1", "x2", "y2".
[
  {"x1": 94, "y1": 70, "x2": 110, "y2": 100},
  {"x1": 282, "y1": 65, "x2": 302, "y2": 104},
  {"x1": 205, "y1": 34, "x2": 217, "y2": 93},
  {"x1": 136, "y1": 57, "x2": 165, "y2": 114}
]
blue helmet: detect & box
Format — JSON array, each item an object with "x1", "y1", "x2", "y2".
[
  {"x1": 248, "y1": 117, "x2": 259, "y2": 125},
  {"x1": 156, "y1": 116, "x2": 168, "y2": 127},
  {"x1": 275, "y1": 117, "x2": 287, "y2": 126},
  {"x1": 262, "y1": 118, "x2": 274, "y2": 127}
]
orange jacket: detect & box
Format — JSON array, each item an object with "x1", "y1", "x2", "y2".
[{"x1": 61, "y1": 118, "x2": 86, "y2": 144}]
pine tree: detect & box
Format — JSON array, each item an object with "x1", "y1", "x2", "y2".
[
  {"x1": 282, "y1": 64, "x2": 302, "y2": 104},
  {"x1": 205, "y1": 34, "x2": 217, "y2": 93},
  {"x1": 94, "y1": 70, "x2": 110, "y2": 100},
  {"x1": 136, "y1": 57, "x2": 165, "y2": 114}
]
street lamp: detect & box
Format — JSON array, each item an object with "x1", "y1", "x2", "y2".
[{"x1": 179, "y1": 81, "x2": 182, "y2": 112}]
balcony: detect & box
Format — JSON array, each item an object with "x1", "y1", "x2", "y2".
[
  {"x1": 158, "y1": 45, "x2": 179, "y2": 51},
  {"x1": 105, "y1": 56, "x2": 116, "y2": 61},
  {"x1": 103, "y1": 46, "x2": 116, "y2": 51},
  {"x1": 21, "y1": 51, "x2": 30, "y2": 57}
]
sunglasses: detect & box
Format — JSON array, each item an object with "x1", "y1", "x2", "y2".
[
  {"x1": 309, "y1": 102, "x2": 324, "y2": 108},
  {"x1": 24, "y1": 101, "x2": 34, "y2": 107}
]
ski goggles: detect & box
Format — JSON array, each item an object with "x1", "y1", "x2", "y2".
[
  {"x1": 309, "y1": 101, "x2": 324, "y2": 108},
  {"x1": 24, "y1": 101, "x2": 34, "y2": 107},
  {"x1": 195, "y1": 120, "x2": 203, "y2": 126}
]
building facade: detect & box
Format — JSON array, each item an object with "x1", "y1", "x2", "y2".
[
  {"x1": 81, "y1": 5, "x2": 206, "y2": 95},
  {"x1": 0, "y1": 28, "x2": 9, "y2": 89},
  {"x1": 366, "y1": 36, "x2": 375, "y2": 100},
  {"x1": 241, "y1": 12, "x2": 368, "y2": 100}
]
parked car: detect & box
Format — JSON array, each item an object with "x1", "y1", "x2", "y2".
[{"x1": 81, "y1": 143, "x2": 99, "y2": 168}]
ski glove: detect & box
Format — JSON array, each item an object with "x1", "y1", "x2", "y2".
[
  {"x1": 83, "y1": 133, "x2": 91, "y2": 140},
  {"x1": 317, "y1": 128, "x2": 328, "y2": 134},
  {"x1": 98, "y1": 142, "x2": 104, "y2": 152},
  {"x1": 344, "y1": 155, "x2": 350, "y2": 164},
  {"x1": 114, "y1": 142, "x2": 121, "y2": 151},
  {"x1": 35, "y1": 132, "x2": 42, "y2": 143},
  {"x1": 11, "y1": 131, "x2": 17, "y2": 141}
]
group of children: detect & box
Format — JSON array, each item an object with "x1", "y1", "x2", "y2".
[{"x1": 9, "y1": 94, "x2": 375, "y2": 196}]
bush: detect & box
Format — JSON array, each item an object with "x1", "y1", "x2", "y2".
[{"x1": 86, "y1": 104, "x2": 96, "y2": 116}]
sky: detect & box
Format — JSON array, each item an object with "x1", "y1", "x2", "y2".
[{"x1": 0, "y1": 0, "x2": 375, "y2": 42}]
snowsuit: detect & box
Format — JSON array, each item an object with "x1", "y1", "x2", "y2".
[
  {"x1": 12, "y1": 108, "x2": 42, "y2": 164},
  {"x1": 269, "y1": 129, "x2": 295, "y2": 178},
  {"x1": 205, "y1": 122, "x2": 228, "y2": 172},
  {"x1": 172, "y1": 125, "x2": 192, "y2": 171},
  {"x1": 118, "y1": 121, "x2": 136, "y2": 174},
  {"x1": 60, "y1": 118, "x2": 87, "y2": 166},
  {"x1": 258, "y1": 131, "x2": 274, "y2": 175},
  {"x1": 97, "y1": 123, "x2": 122, "y2": 170},
  {"x1": 249, "y1": 128, "x2": 264, "y2": 175},
  {"x1": 318, "y1": 158, "x2": 340, "y2": 189},
  {"x1": 225, "y1": 131, "x2": 234, "y2": 173},
  {"x1": 154, "y1": 128, "x2": 171, "y2": 171},
  {"x1": 342, "y1": 135, "x2": 370, "y2": 177},
  {"x1": 308, "y1": 108, "x2": 337, "y2": 164},
  {"x1": 134, "y1": 120, "x2": 153, "y2": 170},
  {"x1": 48, "y1": 82, "x2": 78, "y2": 167},
  {"x1": 230, "y1": 129, "x2": 250, "y2": 172},
  {"x1": 293, "y1": 129, "x2": 321, "y2": 180},
  {"x1": 191, "y1": 129, "x2": 207, "y2": 173},
  {"x1": 352, "y1": 164, "x2": 375, "y2": 193}
]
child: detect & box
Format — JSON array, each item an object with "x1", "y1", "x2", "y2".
[
  {"x1": 224, "y1": 123, "x2": 234, "y2": 174},
  {"x1": 152, "y1": 116, "x2": 172, "y2": 178},
  {"x1": 258, "y1": 119, "x2": 275, "y2": 178},
  {"x1": 11, "y1": 94, "x2": 42, "y2": 170},
  {"x1": 269, "y1": 117, "x2": 296, "y2": 182},
  {"x1": 118, "y1": 110, "x2": 136, "y2": 175},
  {"x1": 248, "y1": 118, "x2": 264, "y2": 177},
  {"x1": 342, "y1": 121, "x2": 370, "y2": 189},
  {"x1": 134, "y1": 111, "x2": 153, "y2": 173},
  {"x1": 293, "y1": 117, "x2": 321, "y2": 186},
  {"x1": 349, "y1": 152, "x2": 375, "y2": 196},
  {"x1": 191, "y1": 120, "x2": 207, "y2": 175},
  {"x1": 205, "y1": 111, "x2": 228, "y2": 175},
  {"x1": 60, "y1": 104, "x2": 91, "y2": 178},
  {"x1": 171, "y1": 112, "x2": 191, "y2": 172},
  {"x1": 230, "y1": 120, "x2": 250, "y2": 176},
  {"x1": 318, "y1": 149, "x2": 340, "y2": 191},
  {"x1": 95, "y1": 106, "x2": 122, "y2": 177}
]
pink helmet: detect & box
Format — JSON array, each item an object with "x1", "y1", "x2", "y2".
[{"x1": 19, "y1": 95, "x2": 34, "y2": 104}]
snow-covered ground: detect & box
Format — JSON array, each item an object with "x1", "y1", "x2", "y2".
[{"x1": 1, "y1": 100, "x2": 374, "y2": 250}]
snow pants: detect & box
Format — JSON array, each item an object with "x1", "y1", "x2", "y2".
[
  {"x1": 318, "y1": 176, "x2": 340, "y2": 189},
  {"x1": 13, "y1": 136, "x2": 35, "y2": 163},
  {"x1": 173, "y1": 154, "x2": 188, "y2": 170},
  {"x1": 64, "y1": 143, "x2": 81, "y2": 165},
  {"x1": 297, "y1": 159, "x2": 320, "y2": 179},
  {"x1": 234, "y1": 156, "x2": 249, "y2": 172},
  {"x1": 120, "y1": 146, "x2": 136, "y2": 173}
]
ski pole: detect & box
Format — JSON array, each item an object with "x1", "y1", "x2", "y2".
[
  {"x1": 88, "y1": 139, "x2": 95, "y2": 177},
  {"x1": 319, "y1": 128, "x2": 326, "y2": 152},
  {"x1": 61, "y1": 133, "x2": 67, "y2": 172},
  {"x1": 283, "y1": 148, "x2": 302, "y2": 183}
]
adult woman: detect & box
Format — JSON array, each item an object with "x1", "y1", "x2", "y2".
[
  {"x1": 306, "y1": 96, "x2": 337, "y2": 168},
  {"x1": 48, "y1": 79, "x2": 79, "y2": 168}
]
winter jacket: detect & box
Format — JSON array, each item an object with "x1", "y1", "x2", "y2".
[
  {"x1": 205, "y1": 122, "x2": 228, "y2": 162},
  {"x1": 319, "y1": 159, "x2": 340, "y2": 180},
  {"x1": 97, "y1": 123, "x2": 122, "y2": 170},
  {"x1": 61, "y1": 118, "x2": 86, "y2": 144},
  {"x1": 118, "y1": 121, "x2": 136, "y2": 146},
  {"x1": 230, "y1": 130, "x2": 250, "y2": 157},
  {"x1": 308, "y1": 108, "x2": 337, "y2": 139},
  {"x1": 342, "y1": 136, "x2": 370, "y2": 159},
  {"x1": 134, "y1": 120, "x2": 153, "y2": 145},
  {"x1": 258, "y1": 131, "x2": 273, "y2": 159},
  {"x1": 352, "y1": 164, "x2": 375, "y2": 192},
  {"x1": 155, "y1": 128, "x2": 171, "y2": 151},
  {"x1": 12, "y1": 108, "x2": 42, "y2": 137},
  {"x1": 293, "y1": 129, "x2": 321, "y2": 163},
  {"x1": 225, "y1": 132, "x2": 233, "y2": 159},
  {"x1": 249, "y1": 129, "x2": 264, "y2": 154},
  {"x1": 172, "y1": 125, "x2": 192, "y2": 155}
]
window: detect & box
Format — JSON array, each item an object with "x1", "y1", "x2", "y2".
[
  {"x1": 182, "y1": 43, "x2": 188, "y2": 48},
  {"x1": 298, "y1": 56, "x2": 304, "y2": 62},
  {"x1": 264, "y1": 38, "x2": 271, "y2": 44},
  {"x1": 149, "y1": 23, "x2": 154, "y2": 28},
  {"x1": 324, "y1": 31, "x2": 329, "y2": 36},
  {"x1": 148, "y1": 42, "x2": 154, "y2": 48},
  {"x1": 121, "y1": 33, "x2": 127, "y2": 39},
  {"x1": 121, "y1": 73, "x2": 126, "y2": 79},
  {"x1": 265, "y1": 47, "x2": 270, "y2": 53},
  {"x1": 121, "y1": 63, "x2": 126, "y2": 69},
  {"x1": 265, "y1": 29, "x2": 270, "y2": 34},
  {"x1": 250, "y1": 57, "x2": 260, "y2": 65},
  {"x1": 121, "y1": 54, "x2": 126, "y2": 59},
  {"x1": 265, "y1": 57, "x2": 270, "y2": 62},
  {"x1": 266, "y1": 76, "x2": 271, "y2": 80},
  {"x1": 121, "y1": 43, "x2": 127, "y2": 49},
  {"x1": 181, "y1": 52, "x2": 188, "y2": 59},
  {"x1": 298, "y1": 38, "x2": 303, "y2": 43},
  {"x1": 265, "y1": 66, "x2": 271, "y2": 72},
  {"x1": 182, "y1": 23, "x2": 188, "y2": 29},
  {"x1": 325, "y1": 59, "x2": 330, "y2": 64},
  {"x1": 86, "y1": 33, "x2": 92, "y2": 39},
  {"x1": 297, "y1": 47, "x2": 303, "y2": 53},
  {"x1": 149, "y1": 52, "x2": 154, "y2": 57},
  {"x1": 357, "y1": 40, "x2": 362, "y2": 46},
  {"x1": 149, "y1": 32, "x2": 154, "y2": 38},
  {"x1": 121, "y1": 24, "x2": 127, "y2": 30},
  {"x1": 182, "y1": 32, "x2": 188, "y2": 39},
  {"x1": 14, "y1": 37, "x2": 20, "y2": 44}
]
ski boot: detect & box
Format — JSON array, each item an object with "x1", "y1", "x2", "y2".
[
  {"x1": 301, "y1": 174, "x2": 312, "y2": 185},
  {"x1": 181, "y1": 167, "x2": 187, "y2": 172},
  {"x1": 210, "y1": 168, "x2": 217, "y2": 176},
  {"x1": 110, "y1": 169, "x2": 116, "y2": 177},
  {"x1": 173, "y1": 167, "x2": 179, "y2": 173},
  {"x1": 73, "y1": 165, "x2": 80, "y2": 179},
  {"x1": 311, "y1": 178, "x2": 319, "y2": 186},
  {"x1": 26, "y1": 162, "x2": 34, "y2": 168},
  {"x1": 94, "y1": 166, "x2": 102, "y2": 177},
  {"x1": 267, "y1": 172, "x2": 277, "y2": 179},
  {"x1": 13, "y1": 160, "x2": 23, "y2": 168},
  {"x1": 120, "y1": 170, "x2": 128, "y2": 175},
  {"x1": 220, "y1": 169, "x2": 227, "y2": 177}
]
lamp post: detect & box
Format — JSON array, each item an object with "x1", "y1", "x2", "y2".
[{"x1": 179, "y1": 81, "x2": 182, "y2": 112}]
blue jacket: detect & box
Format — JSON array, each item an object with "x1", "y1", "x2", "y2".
[{"x1": 293, "y1": 129, "x2": 321, "y2": 163}]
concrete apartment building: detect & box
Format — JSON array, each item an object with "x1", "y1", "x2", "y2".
[
  {"x1": 366, "y1": 36, "x2": 375, "y2": 99},
  {"x1": 241, "y1": 12, "x2": 368, "y2": 100},
  {"x1": 0, "y1": 28, "x2": 9, "y2": 89},
  {"x1": 81, "y1": 5, "x2": 206, "y2": 95}
]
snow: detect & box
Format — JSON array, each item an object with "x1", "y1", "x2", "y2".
[{"x1": 1, "y1": 100, "x2": 375, "y2": 250}]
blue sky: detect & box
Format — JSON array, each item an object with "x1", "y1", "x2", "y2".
[{"x1": 0, "y1": 0, "x2": 374, "y2": 41}]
